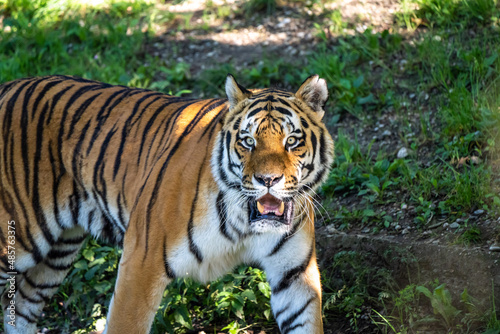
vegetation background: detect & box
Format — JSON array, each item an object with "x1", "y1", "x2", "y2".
[{"x1": 1, "y1": 0, "x2": 500, "y2": 332}]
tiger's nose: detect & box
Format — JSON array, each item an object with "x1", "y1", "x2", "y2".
[{"x1": 254, "y1": 174, "x2": 284, "y2": 188}]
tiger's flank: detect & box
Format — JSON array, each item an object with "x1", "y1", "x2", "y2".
[{"x1": 0, "y1": 74, "x2": 334, "y2": 333}]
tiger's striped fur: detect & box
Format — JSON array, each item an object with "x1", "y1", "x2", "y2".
[{"x1": 0, "y1": 74, "x2": 334, "y2": 333}]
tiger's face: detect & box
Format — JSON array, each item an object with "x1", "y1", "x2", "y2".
[{"x1": 213, "y1": 75, "x2": 334, "y2": 233}]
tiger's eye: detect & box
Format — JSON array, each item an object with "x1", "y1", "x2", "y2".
[
  {"x1": 287, "y1": 137, "x2": 297, "y2": 146},
  {"x1": 245, "y1": 137, "x2": 255, "y2": 146}
]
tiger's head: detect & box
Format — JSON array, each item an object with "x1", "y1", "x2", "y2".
[{"x1": 212, "y1": 74, "x2": 334, "y2": 233}]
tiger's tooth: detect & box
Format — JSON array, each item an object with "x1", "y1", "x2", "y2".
[
  {"x1": 278, "y1": 201, "x2": 285, "y2": 215},
  {"x1": 257, "y1": 201, "x2": 265, "y2": 214}
]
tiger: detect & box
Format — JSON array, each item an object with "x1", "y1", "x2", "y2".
[{"x1": 0, "y1": 74, "x2": 334, "y2": 334}]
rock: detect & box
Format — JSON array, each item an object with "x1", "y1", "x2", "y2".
[
  {"x1": 382, "y1": 130, "x2": 392, "y2": 137},
  {"x1": 443, "y1": 223, "x2": 449, "y2": 229},
  {"x1": 490, "y1": 243, "x2": 500, "y2": 252},
  {"x1": 362, "y1": 227, "x2": 370, "y2": 233},
  {"x1": 402, "y1": 228, "x2": 410, "y2": 235},
  {"x1": 428, "y1": 221, "x2": 442, "y2": 229},
  {"x1": 326, "y1": 225, "x2": 338, "y2": 235},
  {"x1": 449, "y1": 222, "x2": 460, "y2": 229},
  {"x1": 402, "y1": 204, "x2": 408, "y2": 209},
  {"x1": 395, "y1": 225, "x2": 401, "y2": 231},
  {"x1": 397, "y1": 147, "x2": 409, "y2": 159},
  {"x1": 474, "y1": 209, "x2": 485, "y2": 216}
]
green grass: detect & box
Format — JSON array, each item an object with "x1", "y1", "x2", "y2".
[{"x1": 2, "y1": 0, "x2": 500, "y2": 332}]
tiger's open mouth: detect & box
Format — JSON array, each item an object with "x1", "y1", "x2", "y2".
[{"x1": 249, "y1": 193, "x2": 294, "y2": 225}]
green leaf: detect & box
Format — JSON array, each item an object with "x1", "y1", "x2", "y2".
[
  {"x1": 82, "y1": 249, "x2": 95, "y2": 261},
  {"x1": 173, "y1": 305, "x2": 193, "y2": 329},
  {"x1": 416, "y1": 286, "x2": 432, "y2": 298},
  {"x1": 73, "y1": 260, "x2": 88, "y2": 270},
  {"x1": 258, "y1": 282, "x2": 271, "y2": 298},
  {"x1": 357, "y1": 93, "x2": 377, "y2": 105},
  {"x1": 362, "y1": 209, "x2": 376, "y2": 217},
  {"x1": 84, "y1": 265, "x2": 100, "y2": 281},
  {"x1": 241, "y1": 289, "x2": 257, "y2": 303},
  {"x1": 353, "y1": 75, "x2": 364, "y2": 89},
  {"x1": 339, "y1": 78, "x2": 351, "y2": 90}
]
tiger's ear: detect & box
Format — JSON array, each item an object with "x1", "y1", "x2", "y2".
[
  {"x1": 295, "y1": 75, "x2": 328, "y2": 119},
  {"x1": 225, "y1": 74, "x2": 252, "y2": 108}
]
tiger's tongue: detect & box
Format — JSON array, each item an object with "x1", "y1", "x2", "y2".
[{"x1": 257, "y1": 194, "x2": 284, "y2": 216}]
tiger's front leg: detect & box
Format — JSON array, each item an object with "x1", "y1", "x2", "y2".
[
  {"x1": 103, "y1": 227, "x2": 170, "y2": 334},
  {"x1": 258, "y1": 231, "x2": 324, "y2": 333}
]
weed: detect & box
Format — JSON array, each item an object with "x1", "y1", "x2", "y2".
[{"x1": 242, "y1": 0, "x2": 277, "y2": 16}]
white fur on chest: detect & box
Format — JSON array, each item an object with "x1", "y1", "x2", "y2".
[{"x1": 167, "y1": 196, "x2": 285, "y2": 283}]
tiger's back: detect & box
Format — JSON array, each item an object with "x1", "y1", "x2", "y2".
[{"x1": 0, "y1": 74, "x2": 334, "y2": 334}]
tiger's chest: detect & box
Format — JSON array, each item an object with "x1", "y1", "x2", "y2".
[{"x1": 163, "y1": 189, "x2": 282, "y2": 283}]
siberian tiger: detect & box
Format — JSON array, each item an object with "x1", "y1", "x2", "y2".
[{"x1": 0, "y1": 74, "x2": 334, "y2": 333}]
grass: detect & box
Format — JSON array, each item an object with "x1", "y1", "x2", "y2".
[{"x1": 1, "y1": 0, "x2": 500, "y2": 332}]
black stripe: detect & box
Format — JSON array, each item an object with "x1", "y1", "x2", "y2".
[
  {"x1": 277, "y1": 98, "x2": 293, "y2": 108},
  {"x1": 300, "y1": 117, "x2": 309, "y2": 129},
  {"x1": 280, "y1": 298, "x2": 313, "y2": 334},
  {"x1": 117, "y1": 193, "x2": 127, "y2": 229},
  {"x1": 216, "y1": 192, "x2": 235, "y2": 242},
  {"x1": 47, "y1": 248, "x2": 79, "y2": 259},
  {"x1": 24, "y1": 275, "x2": 60, "y2": 289},
  {"x1": 137, "y1": 97, "x2": 192, "y2": 164},
  {"x1": 92, "y1": 124, "x2": 122, "y2": 231},
  {"x1": 198, "y1": 104, "x2": 226, "y2": 141},
  {"x1": 48, "y1": 145, "x2": 66, "y2": 229},
  {"x1": 66, "y1": 92, "x2": 102, "y2": 139},
  {"x1": 72, "y1": 120, "x2": 92, "y2": 184},
  {"x1": 273, "y1": 106, "x2": 292, "y2": 116},
  {"x1": 32, "y1": 100, "x2": 60, "y2": 245},
  {"x1": 44, "y1": 261, "x2": 73, "y2": 271},
  {"x1": 310, "y1": 131, "x2": 318, "y2": 156},
  {"x1": 154, "y1": 99, "x2": 223, "y2": 160},
  {"x1": 57, "y1": 84, "x2": 102, "y2": 161},
  {"x1": 20, "y1": 78, "x2": 47, "y2": 195},
  {"x1": 186, "y1": 164, "x2": 205, "y2": 264},
  {"x1": 319, "y1": 129, "x2": 327, "y2": 164},
  {"x1": 113, "y1": 92, "x2": 164, "y2": 180},
  {"x1": 246, "y1": 106, "x2": 266, "y2": 119},
  {"x1": 273, "y1": 245, "x2": 314, "y2": 294},
  {"x1": 274, "y1": 303, "x2": 291, "y2": 320},
  {"x1": 163, "y1": 238, "x2": 176, "y2": 279},
  {"x1": 32, "y1": 78, "x2": 66, "y2": 120},
  {"x1": 283, "y1": 322, "x2": 306, "y2": 333},
  {"x1": 10, "y1": 308, "x2": 37, "y2": 324},
  {"x1": 58, "y1": 235, "x2": 87, "y2": 245},
  {"x1": 18, "y1": 286, "x2": 44, "y2": 304},
  {"x1": 3, "y1": 79, "x2": 35, "y2": 177},
  {"x1": 0, "y1": 79, "x2": 21, "y2": 100},
  {"x1": 85, "y1": 88, "x2": 133, "y2": 155},
  {"x1": 7, "y1": 132, "x2": 43, "y2": 262},
  {"x1": 304, "y1": 166, "x2": 328, "y2": 190},
  {"x1": 143, "y1": 100, "x2": 226, "y2": 255},
  {"x1": 268, "y1": 222, "x2": 299, "y2": 257},
  {"x1": 0, "y1": 225, "x2": 6, "y2": 246}
]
